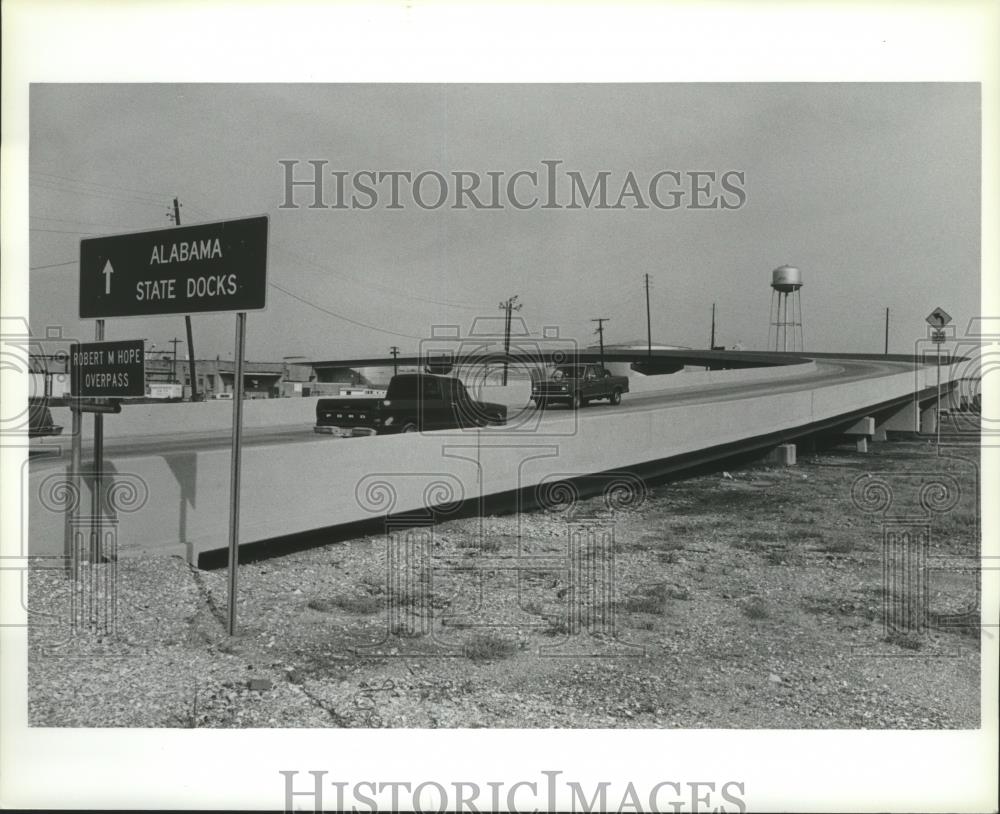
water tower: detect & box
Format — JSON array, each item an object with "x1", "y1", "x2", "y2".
[{"x1": 768, "y1": 264, "x2": 804, "y2": 352}]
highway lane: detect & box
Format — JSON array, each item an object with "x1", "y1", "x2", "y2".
[{"x1": 29, "y1": 357, "x2": 920, "y2": 469}]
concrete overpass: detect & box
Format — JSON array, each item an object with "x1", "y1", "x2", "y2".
[{"x1": 25, "y1": 353, "x2": 970, "y2": 567}]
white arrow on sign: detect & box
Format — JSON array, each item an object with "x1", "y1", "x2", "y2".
[{"x1": 102, "y1": 260, "x2": 114, "y2": 294}]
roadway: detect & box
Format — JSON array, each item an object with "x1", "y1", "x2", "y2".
[{"x1": 28, "y1": 356, "x2": 920, "y2": 469}]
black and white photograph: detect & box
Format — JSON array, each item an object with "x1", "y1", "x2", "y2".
[{"x1": 2, "y1": 3, "x2": 997, "y2": 812}]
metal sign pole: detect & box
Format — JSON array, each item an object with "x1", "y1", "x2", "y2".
[
  {"x1": 936, "y1": 340, "x2": 942, "y2": 449},
  {"x1": 67, "y1": 397, "x2": 82, "y2": 580},
  {"x1": 91, "y1": 319, "x2": 105, "y2": 563},
  {"x1": 227, "y1": 312, "x2": 247, "y2": 636}
]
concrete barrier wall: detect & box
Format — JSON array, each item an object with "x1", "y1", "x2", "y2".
[
  {"x1": 27, "y1": 362, "x2": 962, "y2": 562},
  {"x1": 624, "y1": 360, "x2": 818, "y2": 394},
  {"x1": 49, "y1": 396, "x2": 325, "y2": 442}
]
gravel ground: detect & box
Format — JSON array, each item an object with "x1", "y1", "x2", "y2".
[{"x1": 29, "y1": 436, "x2": 982, "y2": 728}]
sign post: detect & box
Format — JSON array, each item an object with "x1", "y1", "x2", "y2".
[
  {"x1": 66, "y1": 397, "x2": 82, "y2": 579},
  {"x1": 78, "y1": 215, "x2": 268, "y2": 636},
  {"x1": 92, "y1": 320, "x2": 105, "y2": 565},
  {"x1": 227, "y1": 313, "x2": 247, "y2": 636},
  {"x1": 925, "y1": 307, "x2": 952, "y2": 448}
]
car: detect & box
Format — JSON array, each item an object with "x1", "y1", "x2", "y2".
[
  {"x1": 28, "y1": 398, "x2": 63, "y2": 438},
  {"x1": 531, "y1": 363, "x2": 629, "y2": 409},
  {"x1": 315, "y1": 373, "x2": 507, "y2": 435}
]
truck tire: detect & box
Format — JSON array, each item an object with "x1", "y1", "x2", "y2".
[
  {"x1": 401, "y1": 421, "x2": 419, "y2": 433},
  {"x1": 610, "y1": 388, "x2": 622, "y2": 406}
]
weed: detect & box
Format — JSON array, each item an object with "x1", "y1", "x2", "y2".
[
  {"x1": 783, "y1": 527, "x2": 821, "y2": 542},
  {"x1": 458, "y1": 535, "x2": 501, "y2": 553},
  {"x1": 742, "y1": 597, "x2": 769, "y2": 620},
  {"x1": 885, "y1": 631, "x2": 923, "y2": 651},
  {"x1": 619, "y1": 582, "x2": 689, "y2": 614},
  {"x1": 620, "y1": 588, "x2": 666, "y2": 615},
  {"x1": 801, "y1": 597, "x2": 859, "y2": 617},
  {"x1": 309, "y1": 595, "x2": 381, "y2": 615},
  {"x1": 390, "y1": 621, "x2": 425, "y2": 638},
  {"x1": 764, "y1": 548, "x2": 788, "y2": 566},
  {"x1": 463, "y1": 632, "x2": 516, "y2": 661},
  {"x1": 669, "y1": 522, "x2": 697, "y2": 534},
  {"x1": 636, "y1": 534, "x2": 686, "y2": 553},
  {"x1": 820, "y1": 537, "x2": 855, "y2": 555},
  {"x1": 522, "y1": 599, "x2": 544, "y2": 616},
  {"x1": 736, "y1": 541, "x2": 766, "y2": 554},
  {"x1": 359, "y1": 574, "x2": 385, "y2": 596}
]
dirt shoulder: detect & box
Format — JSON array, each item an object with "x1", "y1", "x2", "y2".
[{"x1": 29, "y1": 437, "x2": 981, "y2": 728}]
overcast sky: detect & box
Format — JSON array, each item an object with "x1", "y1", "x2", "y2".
[{"x1": 29, "y1": 83, "x2": 980, "y2": 361}]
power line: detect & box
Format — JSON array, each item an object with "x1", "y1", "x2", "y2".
[
  {"x1": 30, "y1": 260, "x2": 77, "y2": 270},
  {"x1": 271, "y1": 242, "x2": 484, "y2": 311},
  {"x1": 268, "y1": 281, "x2": 425, "y2": 339},
  {"x1": 31, "y1": 215, "x2": 143, "y2": 231},
  {"x1": 30, "y1": 175, "x2": 167, "y2": 204},
  {"x1": 30, "y1": 227, "x2": 101, "y2": 235},
  {"x1": 30, "y1": 170, "x2": 172, "y2": 201},
  {"x1": 30, "y1": 180, "x2": 168, "y2": 209}
]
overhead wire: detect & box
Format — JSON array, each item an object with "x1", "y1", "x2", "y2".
[
  {"x1": 30, "y1": 170, "x2": 172, "y2": 202},
  {"x1": 31, "y1": 215, "x2": 145, "y2": 231},
  {"x1": 268, "y1": 281, "x2": 425, "y2": 339},
  {"x1": 30, "y1": 227, "x2": 101, "y2": 235},
  {"x1": 31, "y1": 179, "x2": 169, "y2": 209}
]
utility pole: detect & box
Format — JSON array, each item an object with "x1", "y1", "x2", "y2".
[
  {"x1": 390, "y1": 345, "x2": 400, "y2": 377},
  {"x1": 710, "y1": 302, "x2": 717, "y2": 350},
  {"x1": 498, "y1": 295, "x2": 522, "y2": 386},
  {"x1": 168, "y1": 337, "x2": 182, "y2": 383},
  {"x1": 170, "y1": 197, "x2": 200, "y2": 400},
  {"x1": 644, "y1": 273, "x2": 652, "y2": 361},
  {"x1": 591, "y1": 317, "x2": 609, "y2": 368},
  {"x1": 884, "y1": 307, "x2": 890, "y2": 356}
]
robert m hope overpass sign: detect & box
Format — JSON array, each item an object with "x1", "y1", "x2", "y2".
[
  {"x1": 71, "y1": 339, "x2": 145, "y2": 398},
  {"x1": 79, "y1": 215, "x2": 268, "y2": 318}
]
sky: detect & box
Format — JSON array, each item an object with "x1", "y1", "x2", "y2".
[{"x1": 29, "y1": 83, "x2": 980, "y2": 362}]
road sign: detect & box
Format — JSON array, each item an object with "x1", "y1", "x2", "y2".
[
  {"x1": 79, "y1": 216, "x2": 268, "y2": 318},
  {"x1": 931, "y1": 330, "x2": 947, "y2": 344},
  {"x1": 925, "y1": 306, "x2": 952, "y2": 328},
  {"x1": 70, "y1": 339, "x2": 145, "y2": 397}
]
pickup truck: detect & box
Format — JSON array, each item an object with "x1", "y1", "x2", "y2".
[
  {"x1": 531, "y1": 363, "x2": 629, "y2": 409},
  {"x1": 315, "y1": 373, "x2": 507, "y2": 436}
]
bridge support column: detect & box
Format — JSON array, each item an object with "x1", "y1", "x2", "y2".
[
  {"x1": 919, "y1": 404, "x2": 937, "y2": 435},
  {"x1": 878, "y1": 401, "x2": 919, "y2": 435},
  {"x1": 844, "y1": 416, "x2": 874, "y2": 453},
  {"x1": 765, "y1": 444, "x2": 797, "y2": 466}
]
